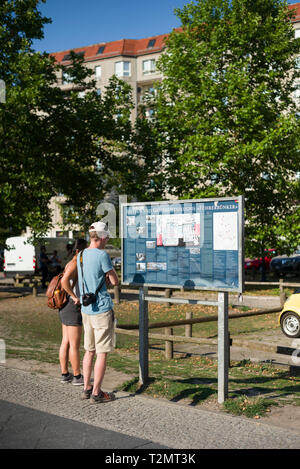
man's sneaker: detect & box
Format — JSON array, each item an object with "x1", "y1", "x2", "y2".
[
  {"x1": 60, "y1": 373, "x2": 73, "y2": 383},
  {"x1": 72, "y1": 374, "x2": 84, "y2": 386},
  {"x1": 90, "y1": 391, "x2": 116, "y2": 404},
  {"x1": 81, "y1": 386, "x2": 93, "y2": 400}
]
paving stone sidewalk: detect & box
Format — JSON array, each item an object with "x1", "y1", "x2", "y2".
[{"x1": 1, "y1": 365, "x2": 300, "y2": 449}]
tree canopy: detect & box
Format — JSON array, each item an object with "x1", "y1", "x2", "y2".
[
  {"x1": 0, "y1": 0, "x2": 136, "y2": 243},
  {"x1": 152, "y1": 0, "x2": 300, "y2": 256}
]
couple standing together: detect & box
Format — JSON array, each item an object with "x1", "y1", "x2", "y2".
[{"x1": 59, "y1": 221, "x2": 119, "y2": 403}]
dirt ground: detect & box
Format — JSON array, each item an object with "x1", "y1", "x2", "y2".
[{"x1": 1, "y1": 286, "x2": 300, "y2": 435}]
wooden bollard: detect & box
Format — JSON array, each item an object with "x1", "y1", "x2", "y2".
[
  {"x1": 165, "y1": 288, "x2": 172, "y2": 307},
  {"x1": 165, "y1": 327, "x2": 173, "y2": 359},
  {"x1": 32, "y1": 281, "x2": 38, "y2": 297},
  {"x1": 279, "y1": 278, "x2": 287, "y2": 308},
  {"x1": 185, "y1": 311, "x2": 193, "y2": 337},
  {"x1": 114, "y1": 285, "x2": 120, "y2": 304}
]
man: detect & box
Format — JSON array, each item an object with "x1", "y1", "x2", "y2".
[
  {"x1": 77, "y1": 221, "x2": 119, "y2": 403},
  {"x1": 39, "y1": 246, "x2": 49, "y2": 289}
]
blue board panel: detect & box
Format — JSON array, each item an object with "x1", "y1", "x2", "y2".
[{"x1": 122, "y1": 197, "x2": 244, "y2": 292}]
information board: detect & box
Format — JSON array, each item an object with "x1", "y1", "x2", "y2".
[{"x1": 121, "y1": 196, "x2": 244, "y2": 292}]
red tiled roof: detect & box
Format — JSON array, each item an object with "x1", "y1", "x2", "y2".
[
  {"x1": 51, "y1": 33, "x2": 169, "y2": 64},
  {"x1": 52, "y1": 5, "x2": 300, "y2": 64},
  {"x1": 289, "y1": 2, "x2": 300, "y2": 22}
]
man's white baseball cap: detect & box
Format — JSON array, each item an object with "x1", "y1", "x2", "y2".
[{"x1": 89, "y1": 221, "x2": 111, "y2": 238}]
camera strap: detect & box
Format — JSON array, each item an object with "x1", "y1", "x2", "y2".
[{"x1": 79, "y1": 249, "x2": 106, "y2": 298}]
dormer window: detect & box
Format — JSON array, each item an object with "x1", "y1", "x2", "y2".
[
  {"x1": 62, "y1": 51, "x2": 85, "y2": 61},
  {"x1": 147, "y1": 39, "x2": 156, "y2": 48},
  {"x1": 97, "y1": 46, "x2": 105, "y2": 54}
]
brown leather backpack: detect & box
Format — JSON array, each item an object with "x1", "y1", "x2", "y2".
[{"x1": 46, "y1": 272, "x2": 69, "y2": 310}]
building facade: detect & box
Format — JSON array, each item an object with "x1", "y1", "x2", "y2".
[
  {"x1": 52, "y1": 33, "x2": 168, "y2": 120},
  {"x1": 47, "y1": 2, "x2": 300, "y2": 236}
]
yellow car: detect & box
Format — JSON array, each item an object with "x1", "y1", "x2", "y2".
[{"x1": 279, "y1": 289, "x2": 300, "y2": 338}]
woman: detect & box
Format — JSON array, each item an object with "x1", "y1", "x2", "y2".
[{"x1": 59, "y1": 238, "x2": 87, "y2": 385}]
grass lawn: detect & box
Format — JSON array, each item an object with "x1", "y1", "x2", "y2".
[{"x1": 0, "y1": 291, "x2": 300, "y2": 419}]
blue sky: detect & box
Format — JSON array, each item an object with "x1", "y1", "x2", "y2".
[
  {"x1": 32, "y1": 0, "x2": 188, "y2": 53},
  {"x1": 32, "y1": 0, "x2": 300, "y2": 54}
]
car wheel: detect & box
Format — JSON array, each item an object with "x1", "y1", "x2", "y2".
[{"x1": 280, "y1": 311, "x2": 300, "y2": 338}]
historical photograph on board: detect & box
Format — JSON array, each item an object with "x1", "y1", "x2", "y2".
[
  {"x1": 136, "y1": 253, "x2": 146, "y2": 261},
  {"x1": 126, "y1": 216, "x2": 136, "y2": 226},
  {"x1": 136, "y1": 262, "x2": 146, "y2": 272},
  {"x1": 146, "y1": 241, "x2": 156, "y2": 249},
  {"x1": 147, "y1": 262, "x2": 167, "y2": 271}
]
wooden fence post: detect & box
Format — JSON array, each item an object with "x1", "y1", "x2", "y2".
[
  {"x1": 165, "y1": 289, "x2": 172, "y2": 307},
  {"x1": 165, "y1": 327, "x2": 173, "y2": 359},
  {"x1": 139, "y1": 287, "x2": 149, "y2": 385},
  {"x1": 279, "y1": 278, "x2": 287, "y2": 308},
  {"x1": 32, "y1": 280, "x2": 38, "y2": 297},
  {"x1": 185, "y1": 312, "x2": 193, "y2": 337},
  {"x1": 114, "y1": 285, "x2": 120, "y2": 304}
]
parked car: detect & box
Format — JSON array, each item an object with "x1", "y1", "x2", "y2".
[
  {"x1": 270, "y1": 250, "x2": 300, "y2": 278},
  {"x1": 279, "y1": 289, "x2": 300, "y2": 338},
  {"x1": 244, "y1": 249, "x2": 276, "y2": 272}
]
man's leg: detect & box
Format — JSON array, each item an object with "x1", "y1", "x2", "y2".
[
  {"x1": 82, "y1": 350, "x2": 95, "y2": 391},
  {"x1": 92, "y1": 352, "x2": 107, "y2": 396}
]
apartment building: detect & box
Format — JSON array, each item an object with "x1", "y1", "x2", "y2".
[
  {"x1": 47, "y1": 3, "x2": 300, "y2": 236},
  {"x1": 51, "y1": 33, "x2": 168, "y2": 120}
]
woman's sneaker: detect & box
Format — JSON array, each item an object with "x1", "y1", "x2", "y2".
[
  {"x1": 60, "y1": 373, "x2": 73, "y2": 383},
  {"x1": 90, "y1": 391, "x2": 116, "y2": 403},
  {"x1": 72, "y1": 374, "x2": 84, "y2": 386}
]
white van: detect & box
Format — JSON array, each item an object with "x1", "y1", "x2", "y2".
[{"x1": 4, "y1": 236, "x2": 74, "y2": 278}]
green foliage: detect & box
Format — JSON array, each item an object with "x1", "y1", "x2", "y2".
[
  {"x1": 0, "y1": 0, "x2": 137, "y2": 242},
  {"x1": 152, "y1": 0, "x2": 300, "y2": 256}
]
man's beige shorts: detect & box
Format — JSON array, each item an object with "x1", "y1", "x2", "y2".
[{"x1": 82, "y1": 310, "x2": 115, "y2": 354}]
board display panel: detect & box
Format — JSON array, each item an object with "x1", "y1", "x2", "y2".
[{"x1": 121, "y1": 196, "x2": 244, "y2": 292}]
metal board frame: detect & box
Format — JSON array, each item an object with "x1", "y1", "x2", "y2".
[{"x1": 121, "y1": 196, "x2": 244, "y2": 293}]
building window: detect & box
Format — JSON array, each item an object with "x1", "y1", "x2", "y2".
[
  {"x1": 97, "y1": 46, "x2": 105, "y2": 55},
  {"x1": 62, "y1": 70, "x2": 73, "y2": 84},
  {"x1": 147, "y1": 39, "x2": 156, "y2": 48},
  {"x1": 295, "y1": 29, "x2": 300, "y2": 39},
  {"x1": 56, "y1": 231, "x2": 69, "y2": 238},
  {"x1": 295, "y1": 57, "x2": 300, "y2": 69},
  {"x1": 62, "y1": 51, "x2": 85, "y2": 61},
  {"x1": 95, "y1": 65, "x2": 101, "y2": 80},
  {"x1": 73, "y1": 231, "x2": 86, "y2": 238},
  {"x1": 143, "y1": 59, "x2": 156, "y2": 75},
  {"x1": 96, "y1": 88, "x2": 101, "y2": 96},
  {"x1": 145, "y1": 108, "x2": 155, "y2": 119},
  {"x1": 115, "y1": 61, "x2": 131, "y2": 77},
  {"x1": 294, "y1": 84, "x2": 300, "y2": 99}
]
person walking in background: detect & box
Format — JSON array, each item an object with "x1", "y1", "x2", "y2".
[
  {"x1": 77, "y1": 221, "x2": 119, "y2": 403},
  {"x1": 50, "y1": 250, "x2": 62, "y2": 277},
  {"x1": 59, "y1": 238, "x2": 87, "y2": 385},
  {"x1": 39, "y1": 246, "x2": 49, "y2": 289}
]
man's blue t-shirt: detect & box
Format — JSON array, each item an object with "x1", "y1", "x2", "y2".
[{"x1": 77, "y1": 248, "x2": 113, "y2": 315}]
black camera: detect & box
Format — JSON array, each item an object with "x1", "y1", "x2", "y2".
[{"x1": 82, "y1": 293, "x2": 97, "y2": 307}]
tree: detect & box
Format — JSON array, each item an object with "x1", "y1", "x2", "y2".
[
  {"x1": 152, "y1": 0, "x2": 300, "y2": 265},
  {"x1": 0, "y1": 0, "x2": 135, "y2": 243}
]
